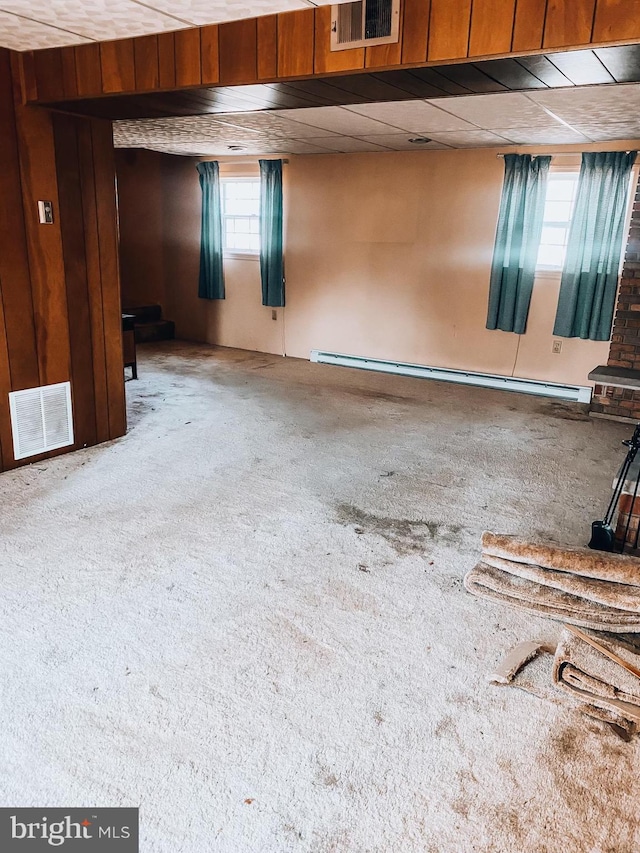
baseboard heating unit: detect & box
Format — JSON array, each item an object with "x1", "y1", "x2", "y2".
[{"x1": 309, "y1": 351, "x2": 592, "y2": 404}]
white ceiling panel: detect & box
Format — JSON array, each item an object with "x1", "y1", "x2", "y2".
[
  {"x1": 274, "y1": 106, "x2": 401, "y2": 136},
  {"x1": 140, "y1": 0, "x2": 312, "y2": 26},
  {"x1": 428, "y1": 93, "x2": 562, "y2": 130},
  {"x1": 494, "y1": 126, "x2": 593, "y2": 144},
  {"x1": 114, "y1": 116, "x2": 268, "y2": 148},
  {"x1": 216, "y1": 112, "x2": 340, "y2": 138},
  {"x1": 569, "y1": 122, "x2": 640, "y2": 141},
  {"x1": 264, "y1": 139, "x2": 339, "y2": 154},
  {"x1": 528, "y1": 84, "x2": 640, "y2": 125},
  {"x1": 358, "y1": 134, "x2": 451, "y2": 151},
  {"x1": 0, "y1": 0, "x2": 191, "y2": 41},
  {"x1": 303, "y1": 136, "x2": 394, "y2": 152},
  {"x1": 344, "y1": 101, "x2": 476, "y2": 132},
  {"x1": 146, "y1": 144, "x2": 210, "y2": 156},
  {"x1": 0, "y1": 9, "x2": 92, "y2": 49},
  {"x1": 425, "y1": 129, "x2": 511, "y2": 147},
  {"x1": 0, "y1": 0, "x2": 349, "y2": 49}
]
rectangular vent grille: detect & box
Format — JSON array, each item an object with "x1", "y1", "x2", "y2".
[
  {"x1": 9, "y1": 382, "x2": 74, "y2": 461},
  {"x1": 338, "y1": 0, "x2": 363, "y2": 43},
  {"x1": 331, "y1": 0, "x2": 399, "y2": 50}
]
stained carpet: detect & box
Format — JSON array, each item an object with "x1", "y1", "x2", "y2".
[{"x1": 0, "y1": 342, "x2": 637, "y2": 853}]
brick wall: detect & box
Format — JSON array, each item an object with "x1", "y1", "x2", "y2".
[{"x1": 590, "y1": 177, "x2": 640, "y2": 421}]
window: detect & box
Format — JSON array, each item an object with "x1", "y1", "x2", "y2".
[
  {"x1": 536, "y1": 171, "x2": 579, "y2": 271},
  {"x1": 221, "y1": 179, "x2": 260, "y2": 255}
]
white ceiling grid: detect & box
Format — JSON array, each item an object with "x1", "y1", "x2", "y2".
[{"x1": 113, "y1": 84, "x2": 640, "y2": 156}]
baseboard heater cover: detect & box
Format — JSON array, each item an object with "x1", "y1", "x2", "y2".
[{"x1": 310, "y1": 351, "x2": 592, "y2": 404}]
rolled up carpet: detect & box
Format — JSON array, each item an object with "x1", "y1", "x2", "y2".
[
  {"x1": 482, "y1": 532, "x2": 640, "y2": 586},
  {"x1": 464, "y1": 533, "x2": 640, "y2": 632},
  {"x1": 553, "y1": 628, "x2": 640, "y2": 730}
]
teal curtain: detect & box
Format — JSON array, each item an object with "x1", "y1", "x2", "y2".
[
  {"x1": 486, "y1": 154, "x2": 551, "y2": 334},
  {"x1": 259, "y1": 159, "x2": 284, "y2": 307},
  {"x1": 553, "y1": 151, "x2": 637, "y2": 341},
  {"x1": 197, "y1": 161, "x2": 225, "y2": 300}
]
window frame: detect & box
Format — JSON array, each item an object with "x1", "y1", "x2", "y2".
[
  {"x1": 535, "y1": 167, "x2": 580, "y2": 275},
  {"x1": 220, "y1": 176, "x2": 261, "y2": 261}
]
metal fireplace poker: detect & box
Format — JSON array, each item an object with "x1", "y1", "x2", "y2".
[{"x1": 589, "y1": 422, "x2": 640, "y2": 554}]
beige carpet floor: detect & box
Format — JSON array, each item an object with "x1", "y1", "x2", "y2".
[{"x1": 0, "y1": 341, "x2": 638, "y2": 853}]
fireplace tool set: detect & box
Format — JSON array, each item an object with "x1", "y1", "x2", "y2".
[{"x1": 589, "y1": 422, "x2": 640, "y2": 554}]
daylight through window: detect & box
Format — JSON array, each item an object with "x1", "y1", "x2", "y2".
[
  {"x1": 221, "y1": 179, "x2": 260, "y2": 254},
  {"x1": 536, "y1": 172, "x2": 579, "y2": 271}
]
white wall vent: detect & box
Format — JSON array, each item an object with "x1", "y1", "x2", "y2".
[
  {"x1": 9, "y1": 382, "x2": 74, "y2": 461},
  {"x1": 331, "y1": 0, "x2": 400, "y2": 51}
]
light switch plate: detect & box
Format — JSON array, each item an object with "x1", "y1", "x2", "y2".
[{"x1": 37, "y1": 200, "x2": 54, "y2": 224}]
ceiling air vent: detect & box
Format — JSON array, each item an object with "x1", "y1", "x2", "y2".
[
  {"x1": 9, "y1": 382, "x2": 74, "y2": 461},
  {"x1": 331, "y1": 0, "x2": 400, "y2": 51}
]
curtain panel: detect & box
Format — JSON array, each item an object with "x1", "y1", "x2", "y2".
[
  {"x1": 486, "y1": 154, "x2": 551, "y2": 334},
  {"x1": 196, "y1": 160, "x2": 225, "y2": 300},
  {"x1": 259, "y1": 159, "x2": 285, "y2": 308},
  {"x1": 553, "y1": 151, "x2": 637, "y2": 341}
]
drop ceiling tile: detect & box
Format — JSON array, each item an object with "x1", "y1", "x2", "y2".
[
  {"x1": 146, "y1": 144, "x2": 204, "y2": 156},
  {"x1": 493, "y1": 126, "x2": 592, "y2": 144},
  {"x1": 267, "y1": 140, "x2": 340, "y2": 154},
  {"x1": 0, "y1": 0, "x2": 191, "y2": 41},
  {"x1": 302, "y1": 136, "x2": 394, "y2": 152},
  {"x1": 427, "y1": 93, "x2": 560, "y2": 130},
  {"x1": 358, "y1": 134, "x2": 451, "y2": 151},
  {"x1": 569, "y1": 122, "x2": 640, "y2": 141},
  {"x1": 274, "y1": 106, "x2": 398, "y2": 136},
  {"x1": 0, "y1": 10, "x2": 93, "y2": 49},
  {"x1": 114, "y1": 115, "x2": 269, "y2": 148},
  {"x1": 343, "y1": 101, "x2": 476, "y2": 132},
  {"x1": 140, "y1": 0, "x2": 311, "y2": 26},
  {"x1": 114, "y1": 113, "x2": 348, "y2": 154},
  {"x1": 216, "y1": 112, "x2": 340, "y2": 138},
  {"x1": 528, "y1": 84, "x2": 640, "y2": 125},
  {"x1": 424, "y1": 130, "x2": 513, "y2": 148}
]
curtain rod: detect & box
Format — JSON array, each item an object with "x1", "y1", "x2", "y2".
[{"x1": 215, "y1": 157, "x2": 289, "y2": 164}]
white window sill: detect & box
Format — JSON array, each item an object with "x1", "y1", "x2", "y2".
[
  {"x1": 224, "y1": 252, "x2": 260, "y2": 261},
  {"x1": 535, "y1": 268, "x2": 562, "y2": 279}
]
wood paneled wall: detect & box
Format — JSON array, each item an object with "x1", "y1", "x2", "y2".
[
  {"x1": 22, "y1": 0, "x2": 640, "y2": 104},
  {"x1": 0, "y1": 47, "x2": 125, "y2": 471}
]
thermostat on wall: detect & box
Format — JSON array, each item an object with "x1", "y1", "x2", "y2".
[{"x1": 37, "y1": 200, "x2": 54, "y2": 224}]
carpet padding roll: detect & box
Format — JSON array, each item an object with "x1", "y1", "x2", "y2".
[{"x1": 464, "y1": 533, "x2": 640, "y2": 632}]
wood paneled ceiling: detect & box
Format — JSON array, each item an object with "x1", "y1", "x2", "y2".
[{"x1": 47, "y1": 45, "x2": 640, "y2": 121}]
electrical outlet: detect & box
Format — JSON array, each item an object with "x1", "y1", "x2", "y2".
[
  {"x1": 271, "y1": 310, "x2": 277, "y2": 321},
  {"x1": 552, "y1": 340, "x2": 562, "y2": 354}
]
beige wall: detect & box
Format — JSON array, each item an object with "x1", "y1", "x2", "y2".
[
  {"x1": 117, "y1": 145, "x2": 634, "y2": 387},
  {"x1": 284, "y1": 149, "x2": 611, "y2": 386},
  {"x1": 206, "y1": 257, "x2": 284, "y2": 354}
]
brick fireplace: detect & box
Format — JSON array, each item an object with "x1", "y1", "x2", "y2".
[{"x1": 590, "y1": 176, "x2": 640, "y2": 422}]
